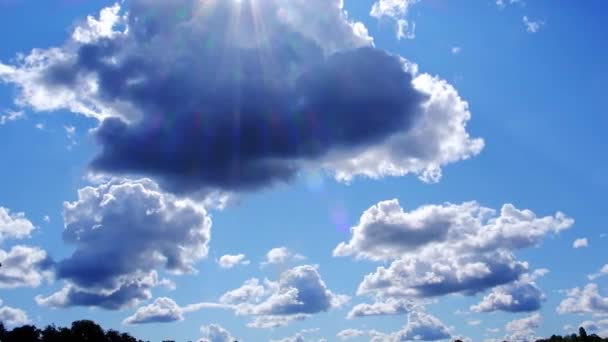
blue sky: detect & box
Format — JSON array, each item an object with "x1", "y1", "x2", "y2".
[{"x1": 0, "y1": 0, "x2": 607, "y2": 341}]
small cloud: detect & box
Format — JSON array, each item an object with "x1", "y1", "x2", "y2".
[
  {"x1": 573, "y1": 238, "x2": 588, "y2": 249},
  {"x1": 600, "y1": 233, "x2": 607, "y2": 238},
  {"x1": 523, "y1": 16, "x2": 544, "y2": 33},
  {"x1": 64, "y1": 125, "x2": 77, "y2": 149},
  {"x1": 451, "y1": 46, "x2": 462, "y2": 55},
  {"x1": 262, "y1": 247, "x2": 306, "y2": 266},
  {"x1": 496, "y1": 0, "x2": 524, "y2": 9},
  {"x1": 217, "y1": 254, "x2": 250, "y2": 269},
  {"x1": 0, "y1": 110, "x2": 24, "y2": 125},
  {"x1": 35, "y1": 123, "x2": 44, "y2": 130},
  {"x1": 588, "y1": 264, "x2": 608, "y2": 280},
  {"x1": 468, "y1": 320, "x2": 482, "y2": 326},
  {"x1": 43, "y1": 215, "x2": 50, "y2": 223}
]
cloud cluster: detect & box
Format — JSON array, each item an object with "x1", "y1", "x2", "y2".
[
  {"x1": 557, "y1": 283, "x2": 608, "y2": 315},
  {"x1": 220, "y1": 265, "x2": 348, "y2": 328},
  {"x1": 35, "y1": 178, "x2": 211, "y2": 309},
  {"x1": 335, "y1": 200, "x2": 571, "y2": 299},
  {"x1": 0, "y1": 0, "x2": 483, "y2": 195},
  {"x1": 0, "y1": 206, "x2": 51, "y2": 289}
]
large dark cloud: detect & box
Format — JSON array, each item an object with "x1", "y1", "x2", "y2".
[
  {"x1": 0, "y1": 1, "x2": 484, "y2": 190},
  {"x1": 33, "y1": 0, "x2": 425, "y2": 193}
]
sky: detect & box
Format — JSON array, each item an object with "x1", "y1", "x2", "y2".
[{"x1": 0, "y1": 0, "x2": 607, "y2": 341}]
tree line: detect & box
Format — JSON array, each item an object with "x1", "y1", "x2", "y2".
[{"x1": 1, "y1": 319, "x2": 605, "y2": 342}]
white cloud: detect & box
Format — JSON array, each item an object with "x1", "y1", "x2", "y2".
[
  {"x1": 588, "y1": 264, "x2": 608, "y2": 280},
  {"x1": 337, "y1": 329, "x2": 366, "y2": 340},
  {"x1": 324, "y1": 55, "x2": 484, "y2": 185},
  {"x1": 347, "y1": 298, "x2": 416, "y2": 318},
  {"x1": 263, "y1": 247, "x2": 305, "y2": 266},
  {"x1": 0, "y1": 206, "x2": 36, "y2": 242},
  {"x1": 573, "y1": 238, "x2": 588, "y2": 248},
  {"x1": 36, "y1": 178, "x2": 212, "y2": 309},
  {"x1": 471, "y1": 279, "x2": 545, "y2": 313},
  {"x1": 451, "y1": 47, "x2": 462, "y2": 55},
  {"x1": 123, "y1": 297, "x2": 183, "y2": 324},
  {"x1": 0, "y1": 299, "x2": 30, "y2": 328},
  {"x1": 64, "y1": 125, "x2": 77, "y2": 149},
  {"x1": 199, "y1": 324, "x2": 238, "y2": 342},
  {"x1": 370, "y1": 0, "x2": 419, "y2": 18},
  {"x1": 557, "y1": 283, "x2": 608, "y2": 315},
  {"x1": 335, "y1": 200, "x2": 570, "y2": 300},
  {"x1": 272, "y1": 329, "x2": 320, "y2": 342},
  {"x1": 468, "y1": 320, "x2": 482, "y2": 326},
  {"x1": 523, "y1": 16, "x2": 544, "y2": 33},
  {"x1": 504, "y1": 313, "x2": 541, "y2": 342},
  {"x1": 0, "y1": 245, "x2": 51, "y2": 288},
  {"x1": 396, "y1": 19, "x2": 416, "y2": 40},
  {"x1": 221, "y1": 265, "x2": 348, "y2": 328},
  {"x1": 496, "y1": 0, "x2": 523, "y2": 9},
  {"x1": 337, "y1": 311, "x2": 450, "y2": 341},
  {"x1": 218, "y1": 254, "x2": 250, "y2": 269},
  {"x1": 0, "y1": 110, "x2": 24, "y2": 125},
  {"x1": 393, "y1": 311, "x2": 451, "y2": 341}
]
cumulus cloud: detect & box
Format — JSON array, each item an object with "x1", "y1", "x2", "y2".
[
  {"x1": 504, "y1": 313, "x2": 541, "y2": 342},
  {"x1": 471, "y1": 280, "x2": 545, "y2": 313},
  {"x1": 218, "y1": 254, "x2": 250, "y2": 269},
  {"x1": 451, "y1": 47, "x2": 462, "y2": 55},
  {"x1": 199, "y1": 324, "x2": 238, "y2": 342},
  {"x1": 0, "y1": 0, "x2": 483, "y2": 195},
  {"x1": 347, "y1": 298, "x2": 416, "y2": 318},
  {"x1": 336, "y1": 200, "x2": 570, "y2": 299},
  {"x1": 557, "y1": 283, "x2": 608, "y2": 315},
  {"x1": 0, "y1": 245, "x2": 51, "y2": 288},
  {"x1": 221, "y1": 265, "x2": 348, "y2": 327},
  {"x1": 471, "y1": 270, "x2": 547, "y2": 313},
  {"x1": 393, "y1": 311, "x2": 451, "y2": 341},
  {"x1": 36, "y1": 178, "x2": 211, "y2": 309},
  {"x1": 338, "y1": 311, "x2": 450, "y2": 341},
  {"x1": 123, "y1": 297, "x2": 183, "y2": 324},
  {"x1": 0, "y1": 299, "x2": 30, "y2": 327},
  {"x1": 263, "y1": 247, "x2": 305, "y2": 265},
  {"x1": 0, "y1": 206, "x2": 36, "y2": 242},
  {"x1": 573, "y1": 238, "x2": 588, "y2": 248}
]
